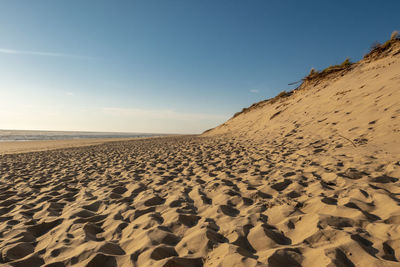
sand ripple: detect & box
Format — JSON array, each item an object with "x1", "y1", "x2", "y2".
[{"x1": 0, "y1": 136, "x2": 400, "y2": 266}]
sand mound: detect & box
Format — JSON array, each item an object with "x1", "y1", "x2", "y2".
[{"x1": 203, "y1": 39, "x2": 400, "y2": 158}]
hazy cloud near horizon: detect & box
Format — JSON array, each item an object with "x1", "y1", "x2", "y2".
[
  {"x1": 102, "y1": 107, "x2": 228, "y2": 121},
  {"x1": 0, "y1": 48, "x2": 92, "y2": 59},
  {"x1": 100, "y1": 107, "x2": 229, "y2": 133},
  {"x1": 0, "y1": 100, "x2": 229, "y2": 134},
  {"x1": 0, "y1": 80, "x2": 229, "y2": 134}
]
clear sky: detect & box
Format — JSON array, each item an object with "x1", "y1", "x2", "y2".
[{"x1": 1, "y1": 0, "x2": 399, "y2": 134}]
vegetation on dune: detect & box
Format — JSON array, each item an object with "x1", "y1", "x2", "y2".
[
  {"x1": 269, "y1": 90, "x2": 293, "y2": 103},
  {"x1": 391, "y1": 30, "x2": 399, "y2": 40},
  {"x1": 364, "y1": 30, "x2": 399, "y2": 60},
  {"x1": 232, "y1": 90, "x2": 293, "y2": 118},
  {"x1": 303, "y1": 57, "x2": 354, "y2": 81}
]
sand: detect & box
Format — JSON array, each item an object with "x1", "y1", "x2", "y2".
[
  {"x1": 1, "y1": 135, "x2": 399, "y2": 266},
  {"x1": 0, "y1": 138, "x2": 154, "y2": 156},
  {"x1": 1, "y1": 41, "x2": 400, "y2": 266}
]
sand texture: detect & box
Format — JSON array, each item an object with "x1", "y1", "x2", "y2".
[
  {"x1": 1, "y1": 42, "x2": 400, "y2": 266},
  {"x1": 1, "y1": 134, "x2": 400, "y2": 266},
  {"x1": 0, "y1": 138, "x2": 150, "y2": 156}
]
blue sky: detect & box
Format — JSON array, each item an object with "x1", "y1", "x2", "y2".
[{"x1": 0, "y1": 0, "x2": 399, "y2": 133}]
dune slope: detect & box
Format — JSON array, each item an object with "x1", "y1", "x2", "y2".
[{"x1": 204, "y1": 40, "x2": 400, "y2": 157}]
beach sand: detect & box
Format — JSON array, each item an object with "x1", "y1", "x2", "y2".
[
  {"x1": 0, "y1": 138, "x2": 141, "y2": 156},
  {"x1": 0, "y1": 135, "x2": 399, "y2": 266},
  {"x1": 1, "y1": 40, "x2": 400, "y2": 266}
]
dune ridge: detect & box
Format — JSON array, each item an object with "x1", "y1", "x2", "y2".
[
  {"x1": 0, "y1": 39, "x2": 400, "y2": 266},
  {"x1": 204, "y1": 39, "x2": 400, "y2": 158}
]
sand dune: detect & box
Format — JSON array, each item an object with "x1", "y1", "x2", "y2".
[
  {"x1": 204, "y1": 40, "x2": 400, "y2": 157},
  {"x1": 1, "y1": 40, "x2": 400, "y2": 266}
]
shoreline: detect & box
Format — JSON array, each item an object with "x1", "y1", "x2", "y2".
[{"x1": 0, "y1": 135, "x2": 180, "y2": 155}]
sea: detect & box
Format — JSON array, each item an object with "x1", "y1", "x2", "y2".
[{"x1": 0, "y1": 129, "x2": 163, "y2": 142}]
